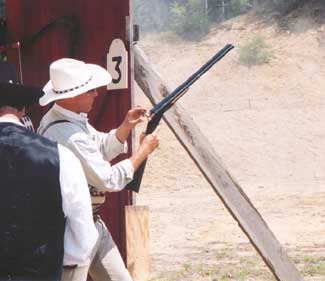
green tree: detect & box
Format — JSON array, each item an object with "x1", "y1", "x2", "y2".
[{"x1": 170, "y1": 0, "x2": 210, "y2": 40}]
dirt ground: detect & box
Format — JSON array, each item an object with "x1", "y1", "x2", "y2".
[{"x1": 134, "y1": 9, "x2": 325, "y2": 281}]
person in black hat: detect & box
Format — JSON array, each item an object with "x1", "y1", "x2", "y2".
[
  {"x1": 0, "y1": 61, "x2": 19, "y2": 83},
  {"x1": 0, "y1": 61, "x2": 98, "y2": 281}
]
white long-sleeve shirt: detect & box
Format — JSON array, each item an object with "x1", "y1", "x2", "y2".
[
  {"x1": 38, "y1": 104, "x2": 134, "y2": 192},
  {"x1": 0, "y1": 116, "x2": 98, "y2": 267}
]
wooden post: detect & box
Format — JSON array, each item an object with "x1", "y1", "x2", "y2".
[
  {"x1": 218, "y1": 0, "x2": 224, "y2": 20},
  {"x1": 204, "y1": 0, "x2": 208, "y2": 17},
  {"x1": 125, "y1": 206, "x2": 150, "y2": 281},
  {"x1": 133, "y1": 45, "x2": 304, "y2": 281}
]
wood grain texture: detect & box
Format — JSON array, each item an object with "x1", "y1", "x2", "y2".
[{"x1": 125, "y1": 206, "x2": 150, "y2": 281}]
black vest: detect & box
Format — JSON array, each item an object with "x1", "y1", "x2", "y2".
[{"x1": 0, "y1": 123, "x2": 66, "y2": 281}]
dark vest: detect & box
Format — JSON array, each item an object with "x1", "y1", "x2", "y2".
[{"x1": 0, "y1": 123, "x2": 66, "y2": 281}]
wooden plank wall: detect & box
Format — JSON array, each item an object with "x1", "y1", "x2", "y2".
[{"x1": 6, "y1": 0, "x2": 133, "y2": 261}]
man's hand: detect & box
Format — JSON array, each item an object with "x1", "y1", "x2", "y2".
[
  {"x1": 138, "y1": 124, "x2": 160, "y2": 155},
  {"x1": 123, "y1": 105, "x2": 147, "y2": 130},
  {"x1": 129, "y1": 125, "x2": 161, "y2": 171},
  {"x1": 116, "y1": 105, "x2": 147, "y2": 143}
]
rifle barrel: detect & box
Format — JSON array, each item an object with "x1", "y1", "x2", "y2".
[
  {"x1": 151, "y1": 44, "x2": 234, "y2": 116},
  {"x1": 126, "y1": 44, "x2": 234, "y2": 192}
]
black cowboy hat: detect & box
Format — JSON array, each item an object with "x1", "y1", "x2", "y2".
[{"x1": 0, "y1": 61, "x2": 44, "y2": 108}]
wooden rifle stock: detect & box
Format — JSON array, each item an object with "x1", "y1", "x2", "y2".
[{"x1": 126, "y1": 44, "x2": 234, "y2": 192}]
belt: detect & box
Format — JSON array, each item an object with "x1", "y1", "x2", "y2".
[
  {"x1": 93, "y1": 214, "x2": 101, "y2": 223},
  {"x1": 90, "y1": 186, "x2": 106, "y2": 205},
  {"x1": 63, "y1": 264, "x2": 78, "y2": 270}
]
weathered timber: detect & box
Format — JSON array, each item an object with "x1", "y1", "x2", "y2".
[
  {"x1": 125, "y1": 206, "x2": 150, "y2": 281},
  {"x1": 133, "y1": 45, "x2": 304, "y2": 281}
]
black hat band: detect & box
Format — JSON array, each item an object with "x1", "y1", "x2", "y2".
[{"x1": 53, "y1": 75, "x2": 93, "y2": 94}]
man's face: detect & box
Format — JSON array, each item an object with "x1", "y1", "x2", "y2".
[{"x1": 75, "y1": 89, "x2": 98, "y2": 113}]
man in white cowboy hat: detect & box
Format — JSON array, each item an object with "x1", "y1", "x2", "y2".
[
  {"x1": 0, "y1": 61, "x2": 98, "y2": 281},
  {"x1": 38, "y1": 58, "x2": 160, "y2": 281}
]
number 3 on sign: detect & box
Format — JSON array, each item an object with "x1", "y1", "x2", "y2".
[{"x1": 107, "y1": 39, "x2": 128, "y2": 90}]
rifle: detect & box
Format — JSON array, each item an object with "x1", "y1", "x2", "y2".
[{"x1": 126, "y1": 44, "x2": 234, "y2": 192}]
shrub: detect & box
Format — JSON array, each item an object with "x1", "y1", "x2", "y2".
[
  {"x1": 238, "y1": 35, "x2": 274, "y2": 66},
  {"x1": 170, "y1": 0, "x2": 209, "y2": 40},
  {"x1": 231, "y1": 0, "x2": 253, "y2": 15},
  {"x1": 170, "y1": 2, "x2": 188, "y2": 35}
]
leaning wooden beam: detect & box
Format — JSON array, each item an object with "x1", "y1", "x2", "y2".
[{"x1": 133, "y1": 45, "x2": 304, "y2": 281}]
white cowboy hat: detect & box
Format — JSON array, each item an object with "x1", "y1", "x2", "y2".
[{"x1": 39, "y1": 58, "x2": 112, "y2": 106}]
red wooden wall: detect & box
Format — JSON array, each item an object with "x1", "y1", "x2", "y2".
[{"x1": 6, "y1": 0, "x2": 133, "y2": 261}]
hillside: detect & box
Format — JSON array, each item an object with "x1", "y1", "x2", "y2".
[{"x1": 134, "y1": 6, "x2": 325, "y2": 281}]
